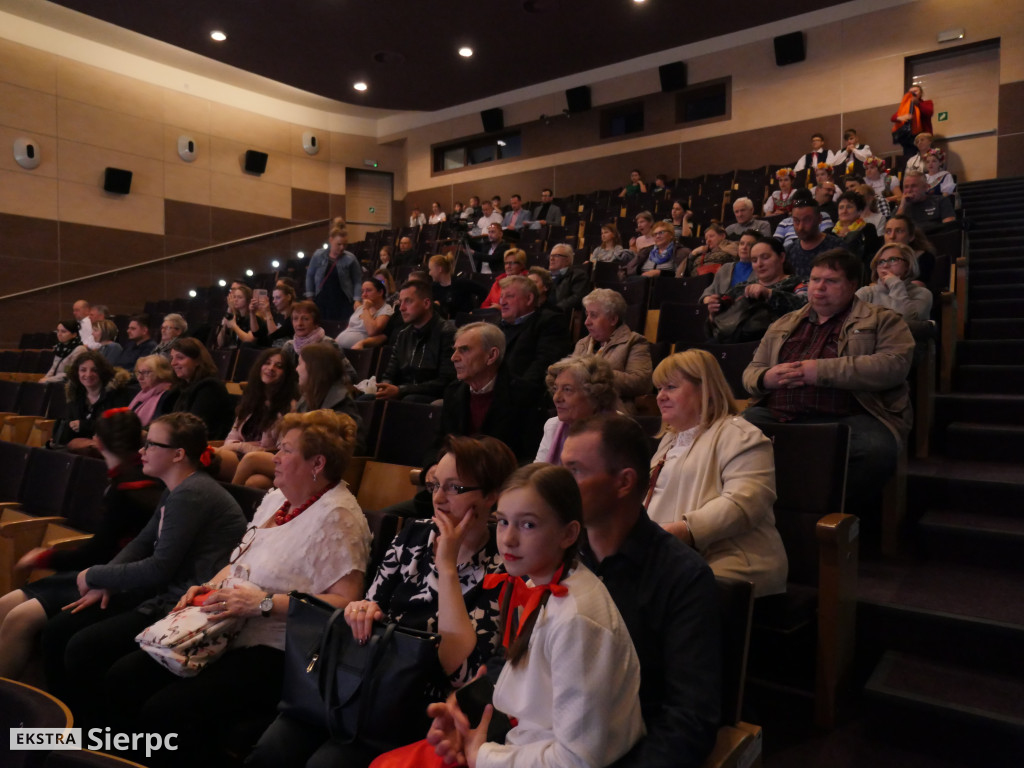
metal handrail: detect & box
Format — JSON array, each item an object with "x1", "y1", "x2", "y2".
[{"x1": 0, "y1": 218, "x2": 330, "y2": 302}]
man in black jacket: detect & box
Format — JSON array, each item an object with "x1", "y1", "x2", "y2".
[
  {"x1": 374, "y1": 280, "x2": 455, "y2": 403},
  {"x1": 498, "y1": 275, "x2": 570, "y2": 399},
  {"x1": 548, "y1": 243, "x2": 590, "y2": 314}
]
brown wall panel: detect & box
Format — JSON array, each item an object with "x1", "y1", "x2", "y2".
[
  {"x1": 165, "y1": 200, "x2": 212, "y2": 241},
  {"x1": 997, "y1": 134, "x2": 1024, "y2": 179},
  {"x1": 556, "y1": 145, "x2": 678, "y2": 197},
  {"x1": 292, "y1": 188, "x2": 330, "y2": 222},
  {"x1": 0, "y1": 294, "x2": 62, "y2": 348},
  {"x1": 210, "y1": 208, "x2": 291, "y2": 243},
  {"x1": 998, "y1": 82, "x2": 1024, "y2": 135},
  {"x1": 0, "y1": 213, "x2": 58, "y2": 263},
  {"x1": 57, "y1": 222, "x2": 164, "y2": 274},
  {"x1": 328, "y1": 194, "x2": 347, "y2": 222}
]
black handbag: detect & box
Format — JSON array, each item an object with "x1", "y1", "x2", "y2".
[
  {"x1": 279, "y1": 593, "x2": 445, "y2": 753},
  {"x1": 892, "y1": 120, "x2": 913, "y2": 146}
]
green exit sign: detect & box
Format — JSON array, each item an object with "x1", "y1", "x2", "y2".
[
  {"x1": 369, "y1": 206, "x2": 375, "y2": 213},
  {"x1": 937, "y1": 111, "x2": 949, "y2": 122}
]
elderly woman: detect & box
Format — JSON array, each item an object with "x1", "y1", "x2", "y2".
[
  {"x1": 646, "y1": 350, "x2": 787, "y2": 597},
  {"x1": 104, "y1": 410, "x2": 369, "y2": 767},
  {"x1": 91, "y1": 319, "x2": 123, "y2": 364},
  {"x1": 336, "y1": 278, "x2": 394, "y2": 349},
  {"x1": 41, "y1": 320, "x2": 87, "y2": 383},
  {"x1": 215, "y1": 348, "x2": 298, "y2": 482},
  {"x1": 217, "y1": 284, "x2": 265, "y2": 349},
  {"x1": 248, "y1": 434, "x2": 518, "y2": 768},
  {"x1": 126, "y1": 355, "x2": 175, "y2": 427},
  {"x1": 154, "y1": 313, "x2": 187, "y2": 357},
  {"x1": 0, "y1": 409, "x2": 162, "y2": 682},
  {"x1": 905, "y1": 131, "x2": 934, "y2": 174},
  {"x1": 590, "y1": 223, "x2": 627, "y2": 264},
  {"x1": 572, "y1": 289, "x2": 652, "y2": 410},
  {"x1": 528, "y1": 266, "x2": 555, "y2": 310},
  {"x1": 167, "y1": 337, "x2": 233, "y2": 439},
  {"x1": 707, "y1": 238, "x2": 805, "y2": 344},
  {"x1": 535, "y1": 355, "x2": 618, "y2": 465},
  {"x1": 56, "y1": 350, "x2": 133, "y2": 450},
  {"x1": 680, "y1": 223, "x2": 738, "y2": 277},
  {"x1": 480, "y1": 247, "x2": 527, "y2": 309},
  {"x1": 639, "y1": 220, "x2": 680, "y2": 277},
  {"x1": 856, "y1": 243, "x2": 933, "y2": 322},
  {"x1": 281, "y1": 300, "x2": 327, "y2": 359}
]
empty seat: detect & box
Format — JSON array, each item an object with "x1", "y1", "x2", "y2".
[
  {"x1": 233, "y1": 346, "x2": 264, "y2": 383},
  {"x1": 657, "y1": 303, "x2": 710, "y2": 347},
  {"x1": 649, "y1": 274, "x2": 714, "y2": 306},
  {"x1": 375, "y1": 400, "x2": 442, "y2": 467},
  {"x1": 15, "y1": 381, "x2": 50, "y2": 416}
]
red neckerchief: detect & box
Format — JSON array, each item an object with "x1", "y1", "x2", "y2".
[{"x1": 483, "y1": 565, "x2": 569, "y2": 650}]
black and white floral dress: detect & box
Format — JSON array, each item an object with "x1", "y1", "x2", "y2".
[{"x1": 365, "y1": 519, "x2": 503, "y2": 689}]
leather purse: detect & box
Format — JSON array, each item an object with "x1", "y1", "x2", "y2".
[{"x1": 280, "y1": 592, "x2": 445, "y2": 753}]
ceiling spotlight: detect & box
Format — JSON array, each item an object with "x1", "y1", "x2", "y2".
[
  {"x1": 353, "y1": 82, "x2": 368, "y2": 92},
  {"x1": 245, "y1": 269, "x2": 254, "y2": 277},
  {"x1": 218, "y1": 279, "x2": 227, "y2": 287},
  {"x1": 633, "y1": 0, "x2": 646, "y2": 4},
  {"x1": 271, "y1": 260, "x2": 280, "y2": 269},
  {"x1": 297, "y1": 251, "x2": 305, "y2": 259},
  {"x1": 458, "y1": 47, "x2": 473, "y2": 58},
  {"x1": 323, "y1": 243, "x2": 329, "y2": 249},
  {"x1": 188, "y1": 289, "x2": 197, "y2": 298},
  {"x1": 210, "y1": 31, "x2": 227, "y2": 42}
]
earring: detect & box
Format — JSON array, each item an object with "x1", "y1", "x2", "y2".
[{"x1": 312, "y1": 469, "x2": 319, "y2": 481}]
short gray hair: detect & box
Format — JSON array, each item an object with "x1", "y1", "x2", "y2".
[
  {"x1": 732, "y1": 197, "x2": 754, "y2": 211},
  {"x1": 498, "y1": 274, "x2": 539, "y2": 302},
  {"x1": 581, "y1": 288, "x2": 626, "y2": 325},
  {"x1": 550, "y1": 243, "x2": 575, "y2": 265},
  {"x1": 163, "y1": 313, "x2": 188, "y2": 332},
  {"x1": 545, "y1": 355, "x2": 617, "y2": 413},
  {"x1": 454, "y1": 321, "x2": 506, "y2": 363}
]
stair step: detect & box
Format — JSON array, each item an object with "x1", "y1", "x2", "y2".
[
  {"x1": 967, "y1": 318, "x2": 1024, "y2": 339},
  {"x1": 968, "y1": 299, "x2": 1024, "y2": 319},
  {"x1": 864, "y1": 651, "x2": 1024, "y2": 766},
  {"x1": 971, "y1": 283, "x2": 1024, "y2": 300},
  {"x1": 955, "y1": 340, "x2": 1024, "y2": 365},
  {"x1": 920, "y1": 508, "x2": 1024, "y2": 568},
  {"x1": 971, "y1": 256, "x2": 1024, "y2": 271},
  {"x1": 935, "y1": 392, "x2": 1024, "y2": 425},
  {"x1": 954, "y1": 364, "x2": 1024, "y2": 394},
  {"x1": 945, "y1": 421, "x2": 1024, "y2": 462},
  {"x1": 907, "y1": 456, "x2": 1024, "y2": 512},
  {"x1": 970, "y1": 268, "x2": 1024, "y2": 285}
]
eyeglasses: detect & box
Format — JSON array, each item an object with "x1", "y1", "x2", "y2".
[
  {"x1": 653, "y1": 230, "x2": 672, "y2": 237},
  {"x1": 136, "y1": 370, "x2": 153, "y2": 378},
  {"x1": 230, "y1": 526, "x2": 257, "y2": 564},
  {"x1": 877, "y1": 257, "x2": 908, "y2": 266},
  {"x1": 425, "y1": 481, "x2": 481, "y2": 496},
  {"x1": 143, "y1": 439, "x2": 176, "y2": 450}
]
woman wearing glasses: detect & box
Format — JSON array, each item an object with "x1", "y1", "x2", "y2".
[
  {"x1": 855, "y1": 243, "x2": 933, "y2": 321},
  {"x1": 248, "y1": 434, "x2": 518, "y2": 768},
  {"x1": 40, "y1": 412, "x2": 246, "y2": 717},
  {"x1": 105, "y1": 409, "x2": 370, "y2": 767}
]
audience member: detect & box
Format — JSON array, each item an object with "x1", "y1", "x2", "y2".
[
  {"x1": 833, "y1": 189, "x2": 882, "y2": 268},
  {"x1": 812, "y1": 164, "x2": 841, "y2": 202},
  {"x1": 499, "y1": 275, "x2": 571, "y2": 400},
  {"x1": 858, "y1": 184, "x2": 888, "y2": 234},
  {"x1": 652, "y1": 173, "x2": 671, "y2": 196},
  {"x1": 56, "y1": 350, "x2": 133, "y2": 451},
  {"x1": 561, "y1": 414, "x2": 721, "y2": 768},
  {"x1": 814, "y1": 179, "x2": 840, "y2": 222},
  {"x1": 42, "y1": 320, "x2": 87, "y2": 383},
  {"x1": 377, "y1": 245, "x2": 395, "y2": 272},
  {"x1": 629, "y1": 210, "x2": 657, "y2": 252},
  {"x1": 924, "y1": 149, "x2": 956, "y2": 196},
  {"x1": 638, "y1": 221, "x2": 681, "y2": 277},
  {"x1": 619, "y1": 168, "x2": 648, "y2": 197},
  {"x1": 763, "y1": 168, "x2": 797, "y2": 216},
  {"x1": 726, "y1": 197, "x2": 771, "y2": 239},
  {"x1": 898, "y1": 171, "x2": 956, "y2": 231},
  {"x1": 501, "y1": 194, "x2": 532, "y2": 231},
  {"x1": 531, "y1": 188, "x2": 562, "y2": 227},
  {"x1": 856, "y1": 243, "x2": 933, "y2": 322},
  {"x1": 832, "y1": 128, "x2": 872, "y2": 175},
  {"x1": 480, "y1": 248, "x2": 526, "y2": 309},
  {"x1": 668, "y1": 199, "x2": 696, "y2": 239},
  {"x1": 528, "y1": 266, "x2": 556, "y2": 311},
  {"x1": 905, "y1": 132, "x2": 933, "y2": 175},
  {"x1": 281, "y1": 301, "x2": 328, "y2": 361},
  {"x1": 305, "y1": 227, "x2": 362, "y2": 325},
  {"x1": 863, "y1": 156, "x2": 901, "y2": 210},
  {"x1": 702, "y1": 230, "x2": 759, "y2": 302},
  {"x1": 127, "y1": 355, "x2": 175, "y2": 426},
  {"x1": 463, "y1": 196, "x2": 480, "y2": 221},
  {"x1": 784, "y1": 198, "x2": 844, "y2": 280},
  {"x1": 883, "y1": 213, "x2": 936, "y2": 285},
  {"x1": 166, "y1": 337, "x2": 234, "y2": 439},
  {"x1": 336, "y1": 278, "x2": 394, "y2": 349},
  {"x1": 409, "y1": 207, "x2": 426, "y2": 227},
  {"x1": 428, "y1": 202, "x2": 447, "y2": 225},
  {"x1": 429, "y1": 252, "x2": 487, "y2": 319},
  {"x1": 573, "y1": 288, "x2": 653, "y2": 411},
  {"x1": 742, "y1": 248, "x2": 915, "y2": 521},
  {"x1": 91, "y1": 318, "x2": 123, "y2": 364},
  {"x1": 590, "y1": 223, "x2": 627, "y2": 264},
  {"x1": 679, "y1": 223, "x2": 737, "y2": 277},
  {"x1": 491, "y1": 196, "x2": 505, "y2": 214},
  {"x1": 393, "y1": 236, "x2": 421, "y2": 270},
  {"x1": 111, "y1": 314, "x2": 157, "y2": 370},
  {"x1": 373, "y1": 280, "x2": 455, "y2": 402},
  {"x1": 473, "y1": 222, "x2": 509, "y2": 274},
  {"x1": 793, "y1": 132, "x2": 836, "y2": 173},
  {"x1": 253, "y1": 285, "x2": 295, "y2": 347},
  {"x1": 153, "y1": 313, "x2": 186, "y2": 357},
  {"x1": 473, "y1": 199, "x2": 503, "y2": 235},
  {"x1": 217, "y1": 284, "x2": 265, "y2": 349},
  {"x1": 547, "y1": 243, "x2": 589, "y2": 312},
  {"x1": 374, "y1": 268, "x2": 399, "y2": 307},
  {"x1": 73, "y1": 299, "x2": 99, "y2": 350},
  {"x1": 0, "y1": 409, "x2": 162, "y2": 682},
  {"x1": 892, "y1": 84, "x2": 934, "y2": 158},
  {"x1": 647, "y1": 349, "x2": 788, "y2": 597},
  {"x1": 535, "y1": 355, "x2": 617, "y2": 465},
  {"x1": 773, "y1": 189, "x2": 835, "y2": 247},
  {"x1": 105, "y1": 411, "x2": 368, "y2": 767},
  {"x1": 250, "y1": 436, "x2": 517, "y2": 768}
]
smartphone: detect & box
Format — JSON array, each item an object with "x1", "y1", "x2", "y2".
[
  {"x1": 254, "y1": 289, "x2": 268, "y2": 300},
  {"x1": 455, "y1": 676, "x2": 494, "y2": 729}
]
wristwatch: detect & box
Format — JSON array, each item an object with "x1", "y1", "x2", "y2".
[{"x1": 260, "y1": 593, "x2": 274, "y2": 618}]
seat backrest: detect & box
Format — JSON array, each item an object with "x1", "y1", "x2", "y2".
[
  {"x1": 15, "y1": 381, "x2": 50, "y2": 417},
  {"x1": 0, "y1": 679, "x2": 71, "y2": 754},
  {"x1": 716, "y1": 576, "x2": 755, "y2": 726},
  {"x1": 375, "y1": 401, "x2": 442, "y2": 466},
  {"x1": 45, "y1": 383, "x2": 68, "y2": 419},
  {"x1": 232, "y1": 346, "x2": 265, "y2": 383},
  {"x1": 374, "y1": 346, "x2": 394, "y2": 379},
  {"x1": 657, "y1": 302, "x2": 710, "y2": 347},
  {"x1": 343, "y1": 347, "x2": 376, "y2": 383},
  {"x1": 0, "y1": 441, "x2": 32, "y2": 500},
  {"x1": 754, "y1": 422, "x2": 851, "y2": 586},
  {"x1": 20, "y1": 448, "x2": 81, "y2": 516},
  {"x1": 649, "y1": 274, "x2": 714, "y2": 306},
  {"x1": 688, "y1": 341, "x2": 762, "y2": 400},
  {"x1": 219, "y1": 482, "x2": 268, "y2": 523},
  {"x1": 211, "y1": 348, "x2": 237, "y2": 381},
  {"x1": 356, "y1": 461, "x2": 418, "y2": 512},
  {"x1": 64, "y1": 457, "x2": 113, "y2": 532},
  {"x1": 363, "y1": 509, "x2": 401, "y2": 588},
  {"x1": 0, "y1": 379, "x2": 22, "y2": 411},
  {"x1": 354, "y1": 398, "x2": 384, "y2": 457}
]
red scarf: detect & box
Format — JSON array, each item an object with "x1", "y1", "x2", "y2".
[{"x1": 483, "y1": 565, "x2": 569, "y2": 650}]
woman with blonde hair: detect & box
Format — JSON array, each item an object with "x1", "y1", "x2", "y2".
[
  {"x1": 856, "y1": 243, "x2": 933, "y2": 321},
  {"x1": 480, "y1": 248, "x2": 527, "y2": 309},
  {"x1": 92, "y1": 319, "x2": 123, "y2": 364},
  {"x1": 429, "y1": 252, "x2": 487, "y2": 318},
  {"x1": 646, "y1": 349, "x2": 787, "y2": 596},
  {"x1": 127, "y1": 355, "x2": 175, "y2": 426}
]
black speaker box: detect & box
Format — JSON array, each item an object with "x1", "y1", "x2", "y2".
[
  {"x1": 774, "y1": 32, "x2": 806, "y2": 66},
  {"x1": 481, "y1": 108, "x2": 504, "y2": 133},
  {"x1": 103, "y1": 167, "x2": 132, "y2": 194},
  {"x1": 658, "y1": 62, "x2": 687, "y2": 93},
  {"x1": 244, "y1": 150, "x2": 269, "y2": 174},
  {"x1": 565, "y1": 85, "x2": 591, "y2": 113}
]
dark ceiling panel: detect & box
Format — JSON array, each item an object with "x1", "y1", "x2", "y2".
[{"x1": 50, "y1": 0, "x2": 844, "y2": 111}]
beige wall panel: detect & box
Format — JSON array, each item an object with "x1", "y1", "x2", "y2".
[
  {"x1": 0, "y1": 169, "x2": 58, "y2": 219},
  {"x1": 58, "y1": 180, "x2": 164, "y2": 234},
  {"x1": 288, "y1": 124, "x2": 330, "y2": 162},
  {"x1": 57, "y1": 60, "x2": 164, "y2": 124},
  {"x1": 57, "y1": 99, "x2": 163, "y2": 160},
  {"x1": 208, "y1": 135, "x2": 292, "y2": 188},
  {"x1": 164, "y1": 163, "x2": 212, "y2": 206},
  {"x1": 0, "y1": 38, "x2": 57, "y2": 94},
  {"x1": 943, "y1": 136, "x2": 997, "y2": 183},
  {"x1": 209, "y1": 172, "x2": 291, "y2": 219},
  {"x1": 0, "y1": 82, "x2": 57, "y2": 136},
  {"x1": 57, "y1": 138, "x2": 164, "y2": 197},
  {"x1": 162, "y1": 90, "x2": 212, "y2": 135},
  {"x1": 328, "y1": 163, "x2": 348, "y2": 195},
  {"x1": 162, "y1": 125, "x2": 211, "y2": 169},
  {"x1": 209, "y1": 102, "x2": 290, "y2": 154},
  {"x1": 291, "y1": 159, "x2": 330, "y2": 193},
  {"x1": 0, "y1": 126, "x2": 57, "y2": 178}
]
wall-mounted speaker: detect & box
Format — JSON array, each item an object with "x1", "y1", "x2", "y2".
[
  {"x1": 774, "y1": 32, "x2": 806, "y2": 66},
  {"x1": 481, "y1": 108, "x2": 504, "y2": 133},
  {"x1": 244, "y1": 150, "x2": 269, "y2": 174},
  {"x1": 177, "y1": 135, "x2": 196, "y2": 162},
  {"x1": 13, "y1": 137, "x2": 40, "y2": 170},
  {"x1": 302, "y1": 132, "x2": 320, "y2": 155},
  {"x1": 103, "y1": 167, "x2": 132, "y2": 194},
  {"x1": 565, "y1": 85, "x2": 591, "y2": 113},
  {"x1": 658, "y1": 62, "x2": 687, "y2": 93}
]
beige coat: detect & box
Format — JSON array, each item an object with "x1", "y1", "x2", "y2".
[
  {"x1": 572, "y1": 323, "x2": 653, "y2": 403},
  {"x1": 647, "y1": 416, "x2": 788, "y2": 596}
]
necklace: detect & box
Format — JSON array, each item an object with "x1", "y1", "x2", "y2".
[{"x1": 274, "y1": 482, "x2": 337, "y2": 526}]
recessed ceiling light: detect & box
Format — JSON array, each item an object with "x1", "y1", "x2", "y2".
[
  {"x1": 353, "y1": 82, "x2": 368, "y2": 92},
  {"x1": 459, "y1": 47, "x2": 473, "y2": 58},
  {"x1": 271, "y1": 260, "x2": 280, "y2": 269},
  {"x1": 188, "y1": 289, "x2": 197, "y2": 298},
  {"x1": 218, "y1": 279, "x2": 227, "y2": 287},
  {"x1": 633, "y1": 0, "x2": 646, "y2": 4},
  {"x1": 245, "y1": 269, "x2": 254, "y2": 277},
  {"x1": 210, "y1": 31, "x2": 227, "y2": 42}
]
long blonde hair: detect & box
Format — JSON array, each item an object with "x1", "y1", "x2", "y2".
[{"x1": 652, "y1": 349, "x2": 737, "y2": 432}]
